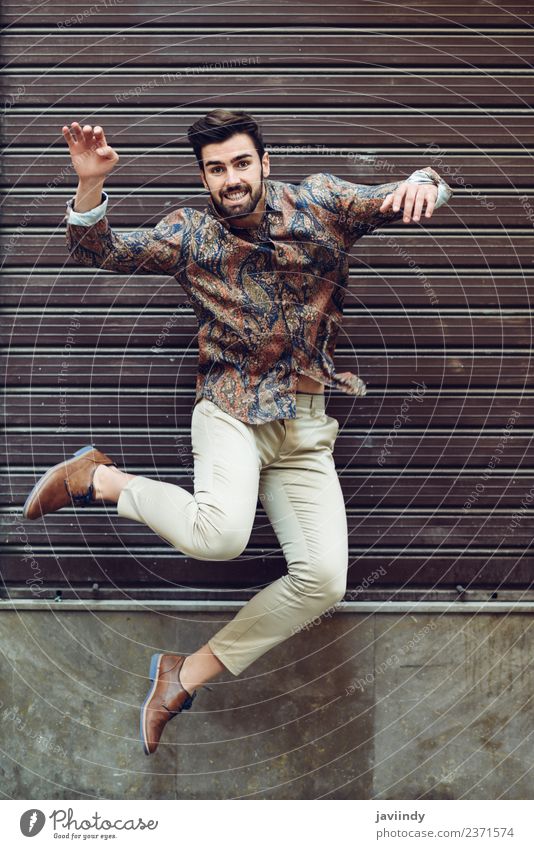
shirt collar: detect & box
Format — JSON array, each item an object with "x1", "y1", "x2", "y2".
[{"x1": 206, "y1": 179, "x2": 283, "y2": 228}]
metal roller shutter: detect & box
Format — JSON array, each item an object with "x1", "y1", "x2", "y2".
[{"x1": 1, "y1": 1, "x2": 533, "y2": 601}]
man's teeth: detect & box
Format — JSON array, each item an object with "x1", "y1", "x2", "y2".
[{"x1": 225, "y1": 189, "x2": 248, "y2": 200}]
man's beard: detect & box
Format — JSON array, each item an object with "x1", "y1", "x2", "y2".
[{"x1": 210, "y1": 167, "x2": 264, "y2": 222}]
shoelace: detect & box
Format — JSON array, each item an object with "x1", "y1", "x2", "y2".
[
  {"x1": 169, "y1": 682, "x2": 214, "y2": 715},
  {"x1": 181, "y1": 691, "x2": 196, "y2": 711},
  {"x1": 180, "y1": 683, "x2": 214, "y2": 712},
  {"x1": 68, "y1": 482, "x2": 95, "y2": 505}
]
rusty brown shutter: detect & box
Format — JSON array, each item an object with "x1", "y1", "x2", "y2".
[{"x1": 1, "y1": 1, "x2": 533, "y2": 599}]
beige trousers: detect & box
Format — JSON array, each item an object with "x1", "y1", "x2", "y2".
[{"x1": 116, "y1": 392, "x2": 348, "y2": 676}]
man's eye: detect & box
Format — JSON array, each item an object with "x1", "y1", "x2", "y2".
[{"x1": 237, "y1": 160, "x2": 250, "y2": 168}]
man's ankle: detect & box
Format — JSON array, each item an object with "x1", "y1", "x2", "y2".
[
  {"x1": 93, "y1": 463, "x2": 126, "y2": 502},
  {"x1": 92, "y1": 463, "x2": 107, "y2": 501},
  {"x1": 178, "y1": 656, "x2": 198, "y2": 696}
]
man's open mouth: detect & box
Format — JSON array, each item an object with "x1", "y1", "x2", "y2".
[{"x1": 224, "y1": 189, "x2": 249, "y2": 202}]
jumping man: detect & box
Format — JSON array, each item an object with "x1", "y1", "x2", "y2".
[{"x1": 22, "y1": 110, "x2": 453, "y2": 755}]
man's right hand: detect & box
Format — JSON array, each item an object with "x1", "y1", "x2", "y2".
[{"x1": 61, "y1": 121, "x2": 119, "y2": 182}]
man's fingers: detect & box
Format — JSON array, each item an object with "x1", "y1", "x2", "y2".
[
  {"x1": 93, "y1": 125, "x2": 107, "y2": 147},
  {"x1": 62, "y1": 121, "x2": 87, "y2": 146},
  {"x1": 424, "y1": 187, "x2": 437, "y2": 218},
  {"x1": 402, "y1": 183, "x2": 418, "y2": 222},
  {"x1": 62, "y1": 124, "x2": 79, "y2": 145},
  {"x1": 379, "y1": 193, "x2": 393, "y2": 212},
  {"x1": 380, "y1": 180, "x2": 437, "y2": 224},
  {"x1": 391, "y1": 182, "x2": 408, "y2": 213},
  {"x1": 412, "y1": 187, "x2": 427, "y2": 222},
  {"x1": 61, "y1": 122, "x2": 108, "y2": 150},
  {"x1": 379, "y1": 181, "x2": 438, "y2": 222},
  {"x1": 61, "y1": 126, "x2": 76, "y2": 147},
  {"x1": 69, "y1": 121, "x2": 83, "y2": 142},
  {"x1": 380, "y1": 182, "x2": 408, "y2": 213}
]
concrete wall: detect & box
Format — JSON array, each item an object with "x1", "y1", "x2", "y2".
[{"x1": 0, "y1": 610, "x2": 531, "y2": 799}]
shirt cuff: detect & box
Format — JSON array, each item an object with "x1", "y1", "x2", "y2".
[
  {"x1": 65, "y1": 191, "x2": 109, "y2": 225},
  {"x1": 406, "y1": 168, "x2": 452, "y2": 209}
]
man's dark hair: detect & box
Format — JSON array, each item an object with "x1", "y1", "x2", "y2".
[{"x1": 187, "y1": 109, "x2": 265, "y2": 169}]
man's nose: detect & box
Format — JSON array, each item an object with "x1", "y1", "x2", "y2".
[{"x1": 224, "y1": 169, "x2": 243, "y2": 187}]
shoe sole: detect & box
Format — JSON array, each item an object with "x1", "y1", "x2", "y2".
[
  {"x1": 140, "y1": 653, "x2": 162, "y2": 756},
  {"x1": 22, "y1": 444, "x2": 97, "y2": 521}
]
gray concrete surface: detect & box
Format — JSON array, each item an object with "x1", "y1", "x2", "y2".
[{"x1": 0, "y1": 609, "x2": 532, "y2": 799}]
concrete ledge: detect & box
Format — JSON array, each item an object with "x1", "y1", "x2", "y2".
[
  {"x1": 0, "y1": 608, "x2": 532, "y2": 799},
  {"x1": 1, "y1": 599, "x2": 533, "y2": 613}
]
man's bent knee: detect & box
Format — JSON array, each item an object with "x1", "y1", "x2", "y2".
[
  {"x1": 208, "y1": 536, "x2": 249, "y2": 561},
  {"x1": 181, "y1": 527, "x2": 250, "y2": 561},
  {"x1": 323, "y1": 581, "x2": 347, "y2": 609},
  {"x1": 291, "y1": 563, "x2": 347, "y2": 608}
]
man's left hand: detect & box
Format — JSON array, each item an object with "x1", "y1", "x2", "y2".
[{"x1": 379, "y1": 181, "x2": 438, "y2": 223}]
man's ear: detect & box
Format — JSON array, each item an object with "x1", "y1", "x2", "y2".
[
  {"x1": 262, "y1": 151, "x2": 270, "y2": 178},
  {"x1": 199, "y1": 166, "x2": 208, "y2": 191}
]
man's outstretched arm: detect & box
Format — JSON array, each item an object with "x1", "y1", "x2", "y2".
[
  {"x1": 302, "y1": 166, "x2": 453, "y2": 243},
  {"x1": 62, "y1": 121, "x2": 188, "y2": 275}
]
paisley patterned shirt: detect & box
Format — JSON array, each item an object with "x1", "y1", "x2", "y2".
[{"x1": 65, "y1": 168, "x2": 452, "y2": 424}]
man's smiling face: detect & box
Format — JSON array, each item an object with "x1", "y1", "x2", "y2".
[{"x1": 199, "y1": 132, "x2": 270, "y2": 224}]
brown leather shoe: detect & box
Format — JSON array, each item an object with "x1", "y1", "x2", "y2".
[
  {"x1": 22, "y1": 444, "x2": 118, "y2": 521},
  {"x1": 140, "y1": 653, "x2": 197, "y2": 756}
]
